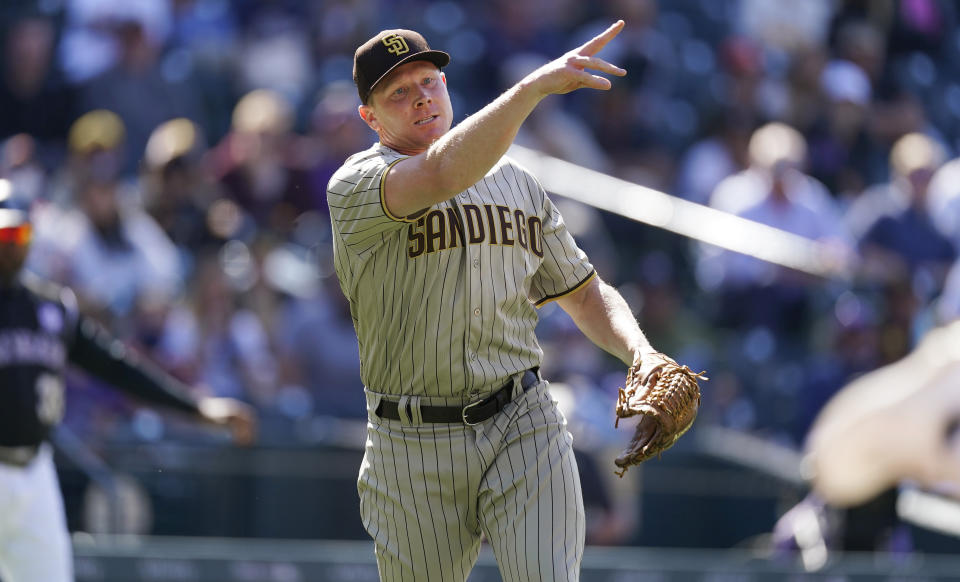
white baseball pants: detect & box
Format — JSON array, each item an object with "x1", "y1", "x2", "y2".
[{"x1": 0, "y1": 445, "x2": 73, "y2": 582}]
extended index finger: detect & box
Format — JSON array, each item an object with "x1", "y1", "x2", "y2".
[{"x1": 577, "y1": 19, "x2": 625, "y2": 56}]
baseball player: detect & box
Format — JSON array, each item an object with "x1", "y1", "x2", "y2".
[
  {"x1": 329, "y1": 21, "x2": 667, "y2": 580},
  {"x1": 0, "y1": 187, "x2": 256, "y2": 582}
]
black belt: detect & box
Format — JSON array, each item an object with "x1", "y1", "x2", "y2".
[
  {"x1": 0, "y1": 444, "x2": 39, "y2": 468},
  {"x1": 376, "y1": 368, "x2": 540, "y2": 425}
]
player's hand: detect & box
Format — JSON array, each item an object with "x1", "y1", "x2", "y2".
[
  {"x1": 523, "y1": 20, "x2": 626, "y2": 97},
  {"x1": 198, "y1": 396, "x2": 258, "y2": 446}
]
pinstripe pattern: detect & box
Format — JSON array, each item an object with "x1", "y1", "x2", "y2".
[
  {"x1": 329, "y1": 143, "x2": 591, "y2": 580},
  {"x1": 359, "y1": 381, "x2": 584, "y2": 581},
  {"x1": 328, "y1": 144, "x2": 595, "y2": 398}
]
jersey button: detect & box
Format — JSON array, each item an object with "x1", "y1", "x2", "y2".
[
  {"x1": 473, "y1": 308, "x2": 481, "y2": 317},
  {"x1": 472, "y1": 258, "x2": 480, "y2": 268}
]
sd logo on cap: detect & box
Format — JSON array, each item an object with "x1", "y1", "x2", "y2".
[{"x1": 353, "y1": 29, "x2": 450, "y2": 104}]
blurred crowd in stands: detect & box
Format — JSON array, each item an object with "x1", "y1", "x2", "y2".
[{"x1": 4, "y1": 0, "x2": 960, "y2": 541}]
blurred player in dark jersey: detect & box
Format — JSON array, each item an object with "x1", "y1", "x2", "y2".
[{"x1": 0, "y1": 183, "x2": 256, "y2": 582}]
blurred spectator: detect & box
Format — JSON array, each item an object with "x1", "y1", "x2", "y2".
[
  {"x1": 43, "y1": 107, "x2": 128, "y2": 210},
  {"x1": 79, "y1": 6, "x2": 202, "y2": 176},
  {"x1": 891, "y1": 0, "x2": 955, "y2": 56},
  {"x1": 847, "y1": 132, "x2": 955, "y2": 297},
  {"x1": 140, "y1": 117, "x2": 225, "y2": 267},
  {"x1": 830, "y1": 18, "x2": 887, "y2": 87},
  {"x1": 211, "y1": 88, "x2": 317, "y2": 236},
  {"x1": 805, "y1": 59, "x2": 884, "y2": 197},
  {"x1": 796, "y1": 291, "x2": 882, "y2": 442},
  {"x1": 0, "y1": 14, "x2": 78, "y2": 158},
  {"x1": 155, "y1": 249, "x2": 277, "y2": 406},
  {"x1": 781, "y1": 44, "x2": 829, "y2": 133},
  {"x1": 165, "y1": 0, "x2": 243, "y2": 139},
  {"x1": 675, "y1": 109, "x2": 752, "y2": 205},
  {"x1": 28, "y1": 110, "x2": 182, "y2": 335},
  {"x1": 631, "y1": 251, "x2": 715, "y2": 367},
  {"x1": 716, "y1": 35, "x2": 766, "y2": 120},
  {"x1": 274, "y1": 271, "x2": 366, "y2": 420},
  {"x1": 35, "y1": 173, "x2": 181, "y2": 326},
  {"x1": 168, "y1": 0, "x2": 240, "y2": 61},
  {"x1": 1, "y1": 133, "x2": 48, "y2": 204},
  {"x1": 737, "y1": 0, "x2": 834, "y2": 56},
  {"x1": 576, "y1": 0, "x2": 667, "y2": 155},
  {"x1": 234, "y1": 2, "x2": 313, "y2": 110},
  {"x1": 704, "y1": 122, "x2": 850, "y2": 308},
  {"x1": 59, "y1": 0, "x2": 172, "y2": 83},
  {"x1": 870, "y1": 90, "x2": 931, "y2": 152},
  {"x1": 699, "y1": 120, "x2": 853, "y2": 421},
  {"x1": 304, "y1": 80, "x2": 372, "y2": 209},
  {"x1": 926, "y1": 154, "x2": 960, "y2": 251}
]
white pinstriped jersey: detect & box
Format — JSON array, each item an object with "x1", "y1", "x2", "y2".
[{"x1": 328, "y1": 143, "x2": 595, "y2": 398}]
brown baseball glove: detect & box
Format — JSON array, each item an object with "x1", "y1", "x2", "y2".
[{"x1": 613, "y1": 352, "x2": 707, "y2": 477}]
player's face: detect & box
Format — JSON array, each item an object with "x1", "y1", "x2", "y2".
[
  {"x1": 0, "y1": 223, "x2": 31, "y2": 283},
  {"x1": 360, "y1": 61, "x2": 453, "y2": 155}
]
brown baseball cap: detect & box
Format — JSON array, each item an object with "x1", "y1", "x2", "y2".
[{"x1": 353, "y1": 29, "x2": 450, "y2": 104}]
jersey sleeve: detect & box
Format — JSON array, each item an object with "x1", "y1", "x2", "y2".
[
  {"x1": 327, "y1": 150, "x2": 420, "y2": 252},
  {"x1": 67, "y1": 314, "x2": 203, "y2": 415},
  {"x1": 529, "y1": 188, "x2": 596, "y2": 307}
]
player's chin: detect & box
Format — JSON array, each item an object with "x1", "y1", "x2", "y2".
[{"x1": 413, "y1": 121, "x2": 447, "y2": 140}]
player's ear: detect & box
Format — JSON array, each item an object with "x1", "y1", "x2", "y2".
[
  {"x1": 358, "y1": 104, "x2": 380, "y2": 132},
  {"x1": 440, "y1": 72, "x2": 447, "y2": 86}
]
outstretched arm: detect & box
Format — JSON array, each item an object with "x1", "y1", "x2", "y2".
[
  {"x1": 385, "y1": 20, "x2": 627, "y2": 217},
  {"x1": 555, "y1": 276, "x2": 655, "y2": 367},
  {"x1": 68, "y1": 315, "x2": 257, "y2": 445}
]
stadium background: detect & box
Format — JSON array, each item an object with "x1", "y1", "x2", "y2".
[{"x1": 3, "y1": 0, "x2": 960, "y2": 579}]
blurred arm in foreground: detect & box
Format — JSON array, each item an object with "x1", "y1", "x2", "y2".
[{"x1": 804, "y1": 319, "x2": 960, "y2": 508}]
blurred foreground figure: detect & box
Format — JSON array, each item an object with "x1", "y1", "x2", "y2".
[
  {"x1": 772, "y1": 320, "x2": 960, "y2": 561},
  {"x1": 0, "y1": 184, "x2": 255, "y2": 582},
  {"x1": 805, "y1": 319, "x2": 960, "y2": 508}
]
